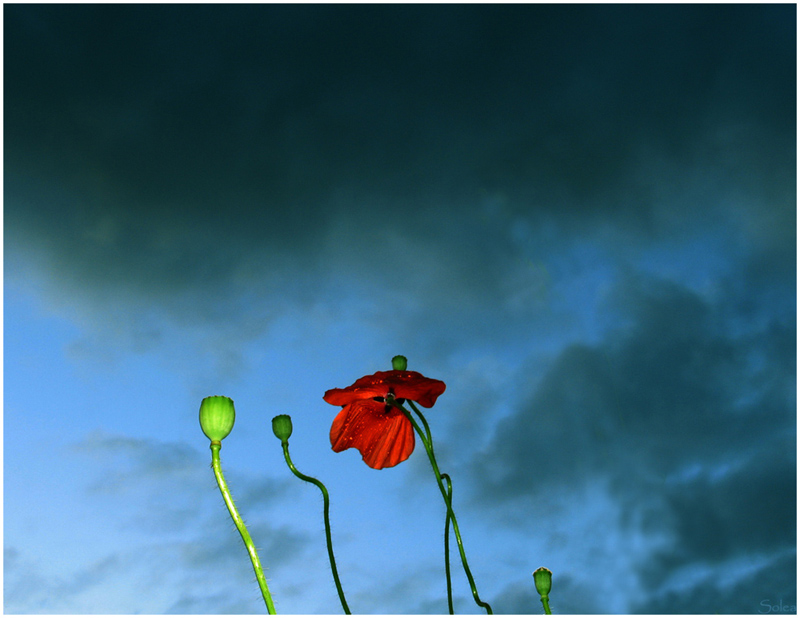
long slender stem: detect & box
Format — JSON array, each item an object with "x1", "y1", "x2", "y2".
[
  {"x1": 281, "y1": 442, "x2": 351, "y2": 615},
  {"x1": 416, "y1": 399, "x2": 454, "y2": 613},
  {"x1": 210, "y1": 442, "x2": 276, "y2": 614},
  {"x1": 540, "y1": 594, "x2": 552, "y2": 615},
  {"x1": 395, "y1": 400, "x2": 493, "y2": 614},
  {"x1": 442, "y1": 473, "x2": 454, "y2": 615}
]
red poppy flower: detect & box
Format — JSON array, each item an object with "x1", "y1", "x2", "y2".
[{"x1": 323, "y1": 370, "x2": 446, "y2": 469}]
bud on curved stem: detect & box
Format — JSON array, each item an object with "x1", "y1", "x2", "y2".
[
  {"x1": 272, "y1": 414, "x2": 293, "y2": 444},
  {"x1": 274, "y1": 417, "x2": 351, "y2": 614}
]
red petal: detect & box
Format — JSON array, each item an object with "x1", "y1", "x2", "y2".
[
  {"x1": 388, "y1": 372, "x2": 446, "y2": 407},
  {"x1": 324, "y1": 370, "x2": 446, "y2": 408},
  {"x1": 329, "y1": 399, "x2": 415, "y2": 469}
]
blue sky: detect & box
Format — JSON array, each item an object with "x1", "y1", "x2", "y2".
[{"x1": 4, "y1": 3, "x2": 796, "y2": 614}]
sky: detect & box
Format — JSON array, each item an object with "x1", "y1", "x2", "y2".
[{"x1": 3, "y1": 3, "x2": 797, "y2": 615}]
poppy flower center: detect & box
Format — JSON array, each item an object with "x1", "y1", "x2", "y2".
[{"x1": 372, "y1": 390, "x2": 405, "y2": 414}]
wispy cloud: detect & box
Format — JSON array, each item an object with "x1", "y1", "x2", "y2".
[{"x1": 6, "y1": 432, "x2": 320, "y2": 613}]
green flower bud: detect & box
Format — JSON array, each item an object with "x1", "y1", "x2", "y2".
[
  {"x1": 199, "y1": 396, "x2": 236, "y2": 442},
  {"x1": 392, "y1": 355, "x2": 408, "y2": 371},
  {"x1": 533, "y1": 567, "x2": 552, "y2": 597},
  {"x1": 272, "y1": 414, "x2": 293, "y2": 443}
]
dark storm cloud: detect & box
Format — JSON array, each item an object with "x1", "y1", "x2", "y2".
[
  {"x1": 472, "y1": 272, "x2": 795, "y2": 611},
  {"x1": 635, "y1": 550, "x2": 797, "y2": 614},
  {"x1": 5, "y1": 4, "x2": 794, "y2": 315},
  {"x1": 476, "y1": 273, "x2": 794, "y2": 493},
  {"x1": 638, "y1": 452, "x2": 797, "y2": 613}
]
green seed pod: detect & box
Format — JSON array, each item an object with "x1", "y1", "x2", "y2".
[
  {"x1": 199, "y1": 396, "x2": 236, "y2": 442},
  {"x1": 533, "y1": 567, "x2": 552, "y2": 597},
  {"x1": 272, "y1": 414, "x2": 293, "y2": 443},
  {"x1": 392, "y1": 355, "x2": 408, "y2": 371}
]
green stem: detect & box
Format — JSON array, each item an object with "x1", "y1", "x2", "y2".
[
  {"x1": 540, "y1": 594, "x2": 552, "y2": 615},
  {"x1": 281, "y1": 442, "x2": 351, "y2": 615},
  {"x1": 442, "y1": 473, "x2": 454, "y2": 615},
  {"x1": 210, "y1": 442, "x2": 276, "y2": 614},
  {"x1": 416, "y1": 398, "x2": 454, "y2": 613},
  {"x1": 396, "y1": 400, "x2": 493, "y2": 614}
]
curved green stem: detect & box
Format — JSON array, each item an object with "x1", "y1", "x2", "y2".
[
  {"x1": 281, "y1": 441, "x2": 351, "y2": 615},
  {"x1": 395, "y1": 400, "x2": 493, "y2": 614},
  {"x1": 210, "y1": 442, "x2": 276, "y2": 614},
  {"x1": 416, "y1": 396, "x2": 453, "y2": 612},
  {"x1": 442, "y1": 473, "x2": 454, "y2": 615}
]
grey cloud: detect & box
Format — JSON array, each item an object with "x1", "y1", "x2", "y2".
[
  {"x1": 4, "y1": 546, "x2": 123, "y2": 613},
  {"x1": 74, "y1": 431, "x2": 203, "y2": 483},
  {"x1": 469, "y1": 272, "x2": 795, "y2": 611},
  {"x1": 654, "y1": 451, "x2": 795, "y2": 567},
  {"x1": 344, "y1": 564, "x2": 464, "y2": 614},
  {"x1": 5, "y1": 538, "x2": 288, "y2": 614},
  {"x1": 166, "y1": 590, "x2": 266, "y2": 614},
  {"x1": 71, "y1": 430, "x2": 301, "y2": 526},
  {"x1": 634, "y1": 550, "x2": 796, "y2": 614},
  {"x1": 476, "y1": 275, "x2": 793, "y2": 497},
  {"x1": 4, "y1": 547, "x2": 57, "y2": 613}
]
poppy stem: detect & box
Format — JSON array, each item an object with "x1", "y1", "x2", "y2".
[
  {"x1": 442, "y1": 473, "x2": 454, "y2": 615},
  {"x1": 419, "y1": 402, "x2": 454, "y2": 614},
  {"x1": 210, "y1": 441, "x2": 277, "y2": 614},
  {"x1": 280, "y1": 442, "x2": 352, "y2": 615},
  {"x1": 541, "y1": 593, "x2": 552, "y2": 614},
  {"x1": 398, "y1": 401, "x2": 493, "y2": 615}
]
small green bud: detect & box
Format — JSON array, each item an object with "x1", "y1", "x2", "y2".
[
  {"x1": 199, "y1": 396, "x2": 236, "y2": 442},
  {"x1": 533, "y1": 567, "x2": 552, "y2": 597},
  {"x1": 272, "y1": 414, "x2": 293, "y2": 443},
  {"x1": 392, "y1": 355, "x2": 408, "y2": 371}
]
